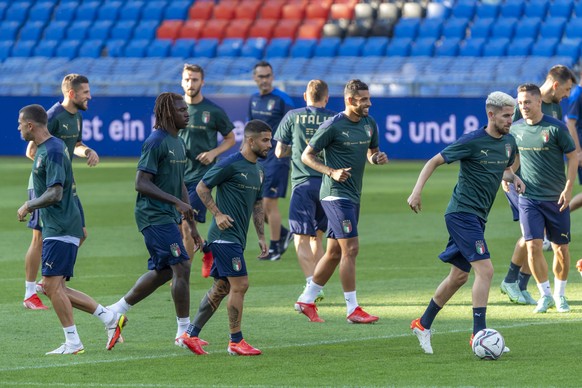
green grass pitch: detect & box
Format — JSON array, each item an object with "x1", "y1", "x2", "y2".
[{"x1": 1, "y1": 157, "x2": 582, "y2": 387}]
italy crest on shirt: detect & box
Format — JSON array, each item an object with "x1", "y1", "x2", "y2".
[
  {"x1": 541, "y1": 130, "x2": 550, "y2": 143},
  {"x1": 202, "y1": 111, "x2": 210, "y2": 124},
  {"x1": 505, "y1": 144, "x2": 512, "y2": 158}
]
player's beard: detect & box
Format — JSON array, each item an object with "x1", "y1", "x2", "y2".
[
  {"x1": 186, "y1": 88, "x2": 200, "y2": 99},
  {"x1": 73, "y1": 100, "x2": 88, "y2": 111},
  {"x1": 354, "y1": 105, "x2": 369, "y2": 117}
]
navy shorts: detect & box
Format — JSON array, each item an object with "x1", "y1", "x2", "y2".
[
  {"x1": 289, "y1": 178, "x2": 327, "y2": 236},
  {"x1": 438, "y1": 212, "x2": 490, "y2": 273},
  {"x1": 41, "y1": 239, "x2": 78, "y2": 279},
  {"x1": 141, "y1": 223, "x2": 190, "y2": 271},
  {"x1": 321, "y1": 198, "x2": 360, "y2": 239},
  {"x1": 209, "y1": 242, "x2": 247, "y2": 278},
  {"x1": 504, "y1": 183, "x2": 520, "y2": 222},
  {"x1": 186, "y1": 181, "x2": 207, "y2": 223},
  {"x1": 27, "y1": 188, "x2": 42, "y2": 231},
  {"x1": 261, "y1": 161, "x2": 289, "y2": 198},
  {"x1": 518, "y1": 196, "x2": 571, "y2": 244}
]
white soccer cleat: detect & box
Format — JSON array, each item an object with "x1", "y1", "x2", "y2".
[
  {"x1": 411, "y1": 318, "x2": 433, "y2": 354},
  {"x1": 46, "y1": 343, "x2": 84, "y2": 355}
]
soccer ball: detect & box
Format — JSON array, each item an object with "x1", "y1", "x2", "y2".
[
  {"x1": 472, "y1": 328, "x2": 505, "y2": 360},
  {"x1": 576, "y1": 258, "x2": 582, "y2": 276}
]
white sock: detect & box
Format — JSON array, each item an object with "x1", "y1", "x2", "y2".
[
  {"x1": 298, "y1": 282, "x2": 324, "y2": 303},
  {"x1": 63, "y1": 325, "x2": 81, "y2": 345},
  {"x1": 344, "y1": 291, "x2": 358, "y2": 315},
  {"x1": 306, "y1": 276, "x2": 313, "y2": 286},
  {"x1": 176, "y1": 317, "x2": 190, "y2": 338},
  {"x1": 93, "y1": 304, "x2": 116, "y2": 326},
  {"x1": 554, "y1": 278, "x2": 567, "y2": 298},
  {"x1": 536, "y1": 281, "x2": 551, "y2": 297},
  {"x1": 107, "y1": 298, "x2": 132, "y2": 315},
  {"x1": 25, "y1": 281, "x2": 37, "y2": 299}
]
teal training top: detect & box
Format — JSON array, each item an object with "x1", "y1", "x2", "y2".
[
  {"x1": 47, "y1": 102, "x2": 83, "y2": 162},
  {"x1": 441, "y1": 126, "x2": 518, "y2": 222}
]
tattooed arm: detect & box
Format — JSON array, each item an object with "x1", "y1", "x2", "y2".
[
  {"x1": 196, "y1": 180, "x2": 234, "y2": 230},
  {"x1": 253, "y1": 199, "x2": 268, "y2": 258}
]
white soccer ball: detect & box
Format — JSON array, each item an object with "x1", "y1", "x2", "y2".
[{"x1": 472, "y1": 328, "x2": 505, "y2": 360}]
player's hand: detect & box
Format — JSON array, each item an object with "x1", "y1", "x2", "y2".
[
  {"x1": 190, "y1": 229, "x2": 203, "y2": 252},
  {"x1": 175, "y1": 201, "x2": 194, "y2": 221},
  {"x1": 86, "y1": 149, "x2": 99, "y2": 167},
  {"x1": 373, "y1": 152, "x2": 389, "y2": 165},
  {"x1": 257, "y1": 238, "x2": 268, "y2": 259},
  {"x1": 196, "y1": 150, "x2": 216, "y2": 166},
  {"x1": 215, "y1": 212, "x2": 234, "y2": 230},
  {"x1": 513, "y1": 176, "x2": 525, "y2": 195},
  {"x1": 330, "y1": 167, "x2": 351, "y2": 182},
  {"x1": 501, "y1": 180, "x2": 510, "y2": 193},
  {"x1": 558, "y1": 189, "x2": 572, "y2": 212},
  {"x1": 17, "y1": 202, "x2": 30, "y2": 222},
  {"x1": 407, "y1": 193, "x2": 422, "y2": 213},
  {"x1": 577, "y1": 151, "x2": 582, "y2": 167}
]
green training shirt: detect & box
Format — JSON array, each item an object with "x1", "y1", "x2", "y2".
[
  {"x1": 47, "y1": 102, "x2": 83, "y2": 162},
  {"x1": 135, "y1": 129, "x2": 188, "y2": 231},
  {"x1": 179, "y1": 98, "x2": 234, "y2": 185},
  {"x1": 441, "y1": 127, "x2": 518, "y2": 222},
  {"x1": 510, "y1": 115, "x2": 575, "y2": 201},
  {"x1": 202, "y1": 152, "x2": 264, "y2": 248},
  {"x1": 309, "y1": 113, "x2": 379, "y2": 204},
  {"x1": 32, "y1": 137, "x2": 83, "y2": 238},
  {"x1": 513, "y1": 101, "x2": 562, "y2": 122}
]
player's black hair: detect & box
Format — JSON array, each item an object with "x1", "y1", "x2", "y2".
[
  {"x1": 61, "y1": 74, "x2": 89, "y2": 94},
  {"x1": 253, "y1": 60, "x2": 272, "y2": 72},
  {"x1": 19, "y1": 104, "x2": 48, "y2": 126},
  {"x1": 546, "y1": 65, "x2": 576, "y2": 85},
  {"x1": 153, "y1": 92, "x2": 184, "y2": 130},
  {"x1": 344, "y1": 79, "x2": 369, "y2": 98},
  {"x1": 517, "y1": 83, "x2": 541, "y2": 97},
  {"x1": 244, "y1": 119, "x2": 271, "y2": 137}
]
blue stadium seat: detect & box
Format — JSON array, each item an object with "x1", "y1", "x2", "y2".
[
  {"x1": 290, "y1": 39, "x2": 317, "y2": 58},
  {"x1": 475, "y1": 3, "x2": 499, "y2": 19},
  {"x1": 217, "y1": 38, "x2": 244, "y2": 57},
  {"x1": 515, "y1": 17, "x2": 541, "y2": 40},
  {"x1": 147, "y1": 40, "x2": 172, "y2": 57},
  {"x1": 56, "y1": 40, "x2": 82, "y2": 59},
  {"x1": 575, "y1": 2, "x2": 582, "y2": 17},
  {"x1": 417, "y1": 18, "x2": 443, "y2": 39},
  {"x1": 66, "y1": 20, "x2": 92, "y2": 40},
  {"x1": 170, "y1": 39, "x2": 195, "y2": 57},
  {"x1": 89, "y1": 20, "x2": 113, "y2": 40},
  {"x1": 469, "y1": 18, "x2": 494, "y2": 39},
  {"x1": 5, "y1": 2, "x2": 30, "y2": 24},
  {"x1": 265, "y1": 38, "x2": 292, "y2": 58},
  {"x1": 386, "y1": 38, "x2": 412, "y2": 56},
  {"x1": 539, "y1": 17, "x2": 567, "y2": 39},
  {"x1": 459, "y1": 38, "x2": 486, "y2": 56},
  {"x1": 54, "y1": 3, "x2": 77, "y2": 23},
  {"x1": 426, "y1": 3, "x2": 450, "y2": 19},
  {"x1": 442, "y1": 17, "x2": 469, "y2": 40},
  {"x1": 34, "y1": 40, "x2": 59, "y2": 57},
  {"x1": 0, "y1": 3, "x2": 7, "y2": 21},
  {"x1": 29, "y1": 2, "x2": 55, "y2": 23},
  {"x1": 164, "y1": 1, "x2": 190, "y2": 20},
  {"x1": 193, "y1": 38, "x2": 219, "y2": 58},
  {"x1": 134, "y1": 20, "x2": 160, "y2": 40},
  {"x1": 142, "y1": 1, "x2": 167, "y2": 22},
  {"x1": 483, "y1": 38, "x2": 510, "y2": 56},
  {"x1": 43, "y1": 21, "x2": 69, "y2": 41},
  {"x1": 0, "y1": 21, "x2": 22, "y2": 41},
  {"x1": 12, "y1": 40, "x2": 35, "y2": 57},
  {"x1": 0, "y1": 40, "x2": 13, "y2": 60},
  {"x1": 451, "y1": 3, "x2": 475, "y2": 19},
  {"x1": 499, "y1": 2, "x2": 524, "y2": 19},
  {"x1": 434, "y1": 37, "x2": 461, "y2": 56},
  {"x1": 124, "y1": 39, "x2": 150, "y2": 57},
  {"x1": 530, "y1": 38, "x2": 558, "y2": 56},
  {"x1": 564, "y1": 18, "x2": 582, "y2": 39},
  {"x1": 111, "y1": 20, "x2": 137, "y2": 40},
  {"x1": 78, "y1": 39, "x2": 105, "y2": 58},
  {"x1": 362, "y1": 37, "x2": 388, "y2": 56},
  {"x1": 119, "y1": 1, "x2": 144, "y2": 21},
  {"x1": 105, "y1": 39, "x2": 127, "y2": 57},
  {"x1": 241, "y1": 38, "x2": 267, "y2": 59},
  {"x1": 556, "y1": 39, "x2": 582, "y2": 61},
  {"x1": 524, "y1": 0, "x2": 549, "y2": 19},
  {"x1": 491, "y1": 17, "x2": 518, "y2": 39},
  {"x1": 75, "y1": 1, "x2": 100, "y2": 22},
  {"x1": 97, "y1": 1, "x2": 123, "y2": 21},
  {"x1": 548, "y1": 0, "x2": 573, "y2": 19},
  {"x1": 313, "y1": 37, "x2": 341, "y2": 57},
  {"x1": 338, "y1": 37, "x2": 366, "y2": 56},
  {"x1": 410, "y1": 37, "x2": 436, "y2": 56},
  {"x1": 507, "y1": 38, "x2": 535, "y2": 56},
  {"x1": 19, "y1": 21, "x2": 46, "y2": 42},
  {"x1": 392, "y1": 18, "x2": 420, "y2": 39}
]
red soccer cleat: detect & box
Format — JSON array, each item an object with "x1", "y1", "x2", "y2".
[
  {"x1": 23, "y1": 294, "x2": 48, "y2": 310},
  {"x1": 176, "y1": 333, "x2": 208, "y2": 355},
  {"x1": 347, "y1": 306, "x2": 379, "y2": 324},
  {"x1": 294, "y1": 302, "x2": 324, "y2": 322},
  {"x1": 576, "y1": 258, "x2": 582, "y2": 273},
  {"x1": 227, "y1": 339, "x2": 261, "y2": 356},
  {"x1": 201, "y1": 250, "x2": 213, "y2": 278}
]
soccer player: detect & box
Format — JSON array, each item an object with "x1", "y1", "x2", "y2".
[
  {"x1": 177, "y1": 120, "x2": 270, "y2": 356},
  {"x1": 17, "y1": 104, "x2": 125, "y2": 355},
  {"x1": 500, "y1": 65, "x2": 576, "y2": 305},
  {"x1": 23, "y1": 74, "x2": 99, "y2": 310},
  {"x1": 107, "y1": 93, "x2": 203, "y2": 344},
  {"x1": 294, "y1": 79, "x2": 388, "y2": 324},
  {"x1": 249, "y1": 60, "x2": 295, "y2": 261},
  {"x1": 180, "y1": 64, "x2": 236, "y2": 277},
  {"x1": 274, "y1": 80, "x2": 335, "y2": 300},
  {"x1": 408, "y1": 91, "x2": 522, "y2": 354},
  {"x1": 511, "y1": 83, "x2": 577, "y2": 313},
  {"x1": 566, "y1": 69, "x2": 582, "y2": 212}
]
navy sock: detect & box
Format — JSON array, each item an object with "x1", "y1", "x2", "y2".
[
  {"x1": 518, "y1": 272, "x2": 531, "y2": 291},
  {"x1": 230, "y1": 331, "x2": 243, "y2": 343},
  {"x1": 280, "y1": 225, "x2": 289, "y2": 238},
  {"x1": 420, "y1": 299, "x2": 442, "y2": 329},
  {"x1": 269, "y1": 240, "x2": 279, "y2": 252},
  {"x1": 473, "y1": 307, "x2": 487, "y2": 335},
  {"x1": 186, "y1": 325, "x2": 202, "y2": 337},
  {"x1": 504, "y1": 262, "x2": 520, "y2": 283}
]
